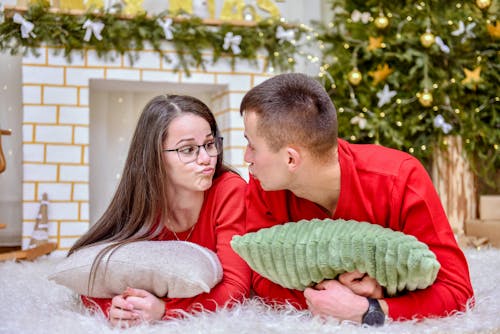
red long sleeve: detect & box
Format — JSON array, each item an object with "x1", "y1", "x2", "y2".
[
  {"x1": 246, "y1": 139, "x2": 474, "y2": 320},
  {"x1": 160, "y1": 172, "x2": 251, "y2": 317},
  {"x1": 82, "y1": 172, "x2": 251, "y2": 319}
]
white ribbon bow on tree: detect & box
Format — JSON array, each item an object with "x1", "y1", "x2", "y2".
[
  {"x1": 351, "y1": 9, "x2": 370, "y2": 24},
  {"x1": 13, "y1": 13, "x2": 36, "y2": 39},
  {"x1": 435, "y1": 36, "x2": 450, "y2": 54},
  {"x1": 433, "y1": 115, "x2": 453, "y2": 134},
  {"x1": 82, "y1": 19, "x2": 104, "y2": 42},
  {"x1": 452, "y1": 21, "x2": 476, "y2": 43},
  {"x1": 223, "y1": 32, "x2": 242, "y2": 55},
  {"x1": 350, "y1": 116, "x2": 367, "y2": 129},
  {"x1": 157, "y1": 18, "x2": 174, "y2": 40},
  {"x1": 276, "y1": 26, "x2": 295, "y2": 42}
]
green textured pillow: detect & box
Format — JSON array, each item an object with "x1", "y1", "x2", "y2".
[{"x1": 231, "y1": 218, "x2": 440, "y2": 295}]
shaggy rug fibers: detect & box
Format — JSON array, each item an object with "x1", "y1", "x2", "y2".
[{"x1": 1, "y1": 248, "x2": 499, "y2": 334}]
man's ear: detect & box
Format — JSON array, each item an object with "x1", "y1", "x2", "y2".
[{"x1": 285, "y1": 146, "x2": 301, "y2": 172}]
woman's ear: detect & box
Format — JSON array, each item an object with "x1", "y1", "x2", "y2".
[{"x1": 285, "y1": 146, "x2": 301, "y2": 172}]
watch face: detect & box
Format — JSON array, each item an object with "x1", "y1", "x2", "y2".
[{"x1": 363, "y1": 311, "x2": 385, "y2": 326}]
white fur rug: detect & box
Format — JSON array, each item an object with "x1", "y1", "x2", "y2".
[{"x1": 1, "y1": 248, "x2": 499, "y2": 334}]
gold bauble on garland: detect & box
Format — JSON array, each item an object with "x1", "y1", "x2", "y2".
[
  {"x1": 420, "y1": 31, "x2": 435, "y2": 48},
  {"x1": 476, "y1": 0, "x2": 492, "y2": 9},
  {"x1": 348, "y1": 68, "x2": 362, "y2": 85},
  {"x1": 417, "y1": 90, "x2": 433, "y2": 107},
  {"x1": 374, "y1": 15, "x2": 389, "y2": 29}
]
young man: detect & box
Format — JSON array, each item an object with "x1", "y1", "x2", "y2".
[{"x1": 240, "y1": 73, "x2": 473, "y2": 325}]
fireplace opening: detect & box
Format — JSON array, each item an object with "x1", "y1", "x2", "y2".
[{"x1": 89, "y1": 79, "x2": 228, "y2": 225}]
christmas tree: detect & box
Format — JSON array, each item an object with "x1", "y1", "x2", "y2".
[{"x1": 315, "y1": 0, "x2": 499, "y2": 190}]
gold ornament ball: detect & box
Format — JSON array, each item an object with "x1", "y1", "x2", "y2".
[
  {"x1": 418, "y1": 91, "x2": 433, "y2": 107},
  {"x1": 374, "y1": 16, "x2": 389, "y2": 29},
  {"x1": 420, "y1": 31, "x2": 435, "y2": 48},
  {"x1": 476, "y1": 0, "x2": 491, "y2": 9},
  {"x1": 348, "y1": 68, "x2": 362, "y2": 86}
]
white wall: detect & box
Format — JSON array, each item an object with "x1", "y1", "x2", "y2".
[
  {"x1": 89, "y1": 80, "x2": 227, "y2": 224},
  {"x1": 141, "y1": 0, "x2": 323, "y2": 24},
  {"x1": 0, "y1": 52, "x2": 23, "y2": 246}
]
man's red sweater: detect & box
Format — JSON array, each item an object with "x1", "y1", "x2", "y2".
[{"x1": 246, "y1": 139, "x2": 474, "y2": 320}]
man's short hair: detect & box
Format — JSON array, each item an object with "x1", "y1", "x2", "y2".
[{"x1": 240, "y1": 73, "x2": 338, "y2": 158}]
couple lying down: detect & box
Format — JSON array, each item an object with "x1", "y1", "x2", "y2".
[{"x1": 59, "y1": 73, "x2": 473, "y2": 327}]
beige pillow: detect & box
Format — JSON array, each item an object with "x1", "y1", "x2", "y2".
[{"x1": 49, "y1": 241, "x2": 223, "y2": 298}]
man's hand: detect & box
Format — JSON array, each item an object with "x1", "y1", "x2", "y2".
[
  {"x1": 337, "y1": 270, "x2": 384, "y2": 299},
  {"x1": 304, "y1": 279, "x2": 369, "y2": 322},
  {"x1": 304, "y1": 271, "x2": 384, "y2": 322}
]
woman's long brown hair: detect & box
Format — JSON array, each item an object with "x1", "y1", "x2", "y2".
[{"x1": 67, "y1": 94, "x2": 231, "y2": 295}]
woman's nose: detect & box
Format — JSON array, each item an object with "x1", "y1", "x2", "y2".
[{"x1": 197, "y1": 146, "x2": 211, "y2": 164}]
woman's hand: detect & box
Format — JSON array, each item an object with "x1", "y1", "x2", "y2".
[
  {"x1": 122, "y1": 287, "x2": 166, "y2": 322},
  {"x1": 109, "y1": 293, "x2": 141, "y2": 327},
  {"x1": 109, "y1": 287, "x2": 166, "y2": 327}
]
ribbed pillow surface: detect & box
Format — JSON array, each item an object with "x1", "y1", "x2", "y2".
[{"x1": 231, "y1": 218, "x2": 440, "y2": 295}]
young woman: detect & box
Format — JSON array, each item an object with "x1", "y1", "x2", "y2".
[{"x1": 69, "y1": 94, "x2": 250, "y2": 327}]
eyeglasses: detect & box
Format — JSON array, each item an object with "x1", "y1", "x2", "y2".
[{"x1": 163, "y1": 137, "x2": 223, "y2": 163}]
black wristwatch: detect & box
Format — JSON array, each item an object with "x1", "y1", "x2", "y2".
[{"x1": 361, "y1": 298, "x2": 385, "y2": 326}]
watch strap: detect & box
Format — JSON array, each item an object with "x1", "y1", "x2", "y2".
[{"x1": 361, "y1": 297, "x2": 385, "y2": 326}]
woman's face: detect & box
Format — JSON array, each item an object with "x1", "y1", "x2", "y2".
[{"x1": 163, "y1": 113, "x2": 218, "y2": 192}]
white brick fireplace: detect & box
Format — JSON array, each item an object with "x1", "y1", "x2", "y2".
[{"x1": 20, "y1": 44, "x2": 270, "y2": 254}]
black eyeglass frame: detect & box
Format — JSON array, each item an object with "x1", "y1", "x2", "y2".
[{"x1": 163, "y1": 137, "x2": 223, "y2": 163}]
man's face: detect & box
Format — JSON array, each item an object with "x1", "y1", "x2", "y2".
[{"x1": 243, "y1": 111, "x2": 288, "y2": 190}]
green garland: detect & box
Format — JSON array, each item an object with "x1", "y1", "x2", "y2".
[
  {"x1": 315, "y1": 0, "x2": 499, "y2": 189},
  {"x1": 0, "y1": 2, "x2": 307, "y2": 75}
]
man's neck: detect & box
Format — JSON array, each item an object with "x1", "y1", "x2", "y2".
[{"x1": 288, "y1": 157, "x2": 341, "y2": 215}]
